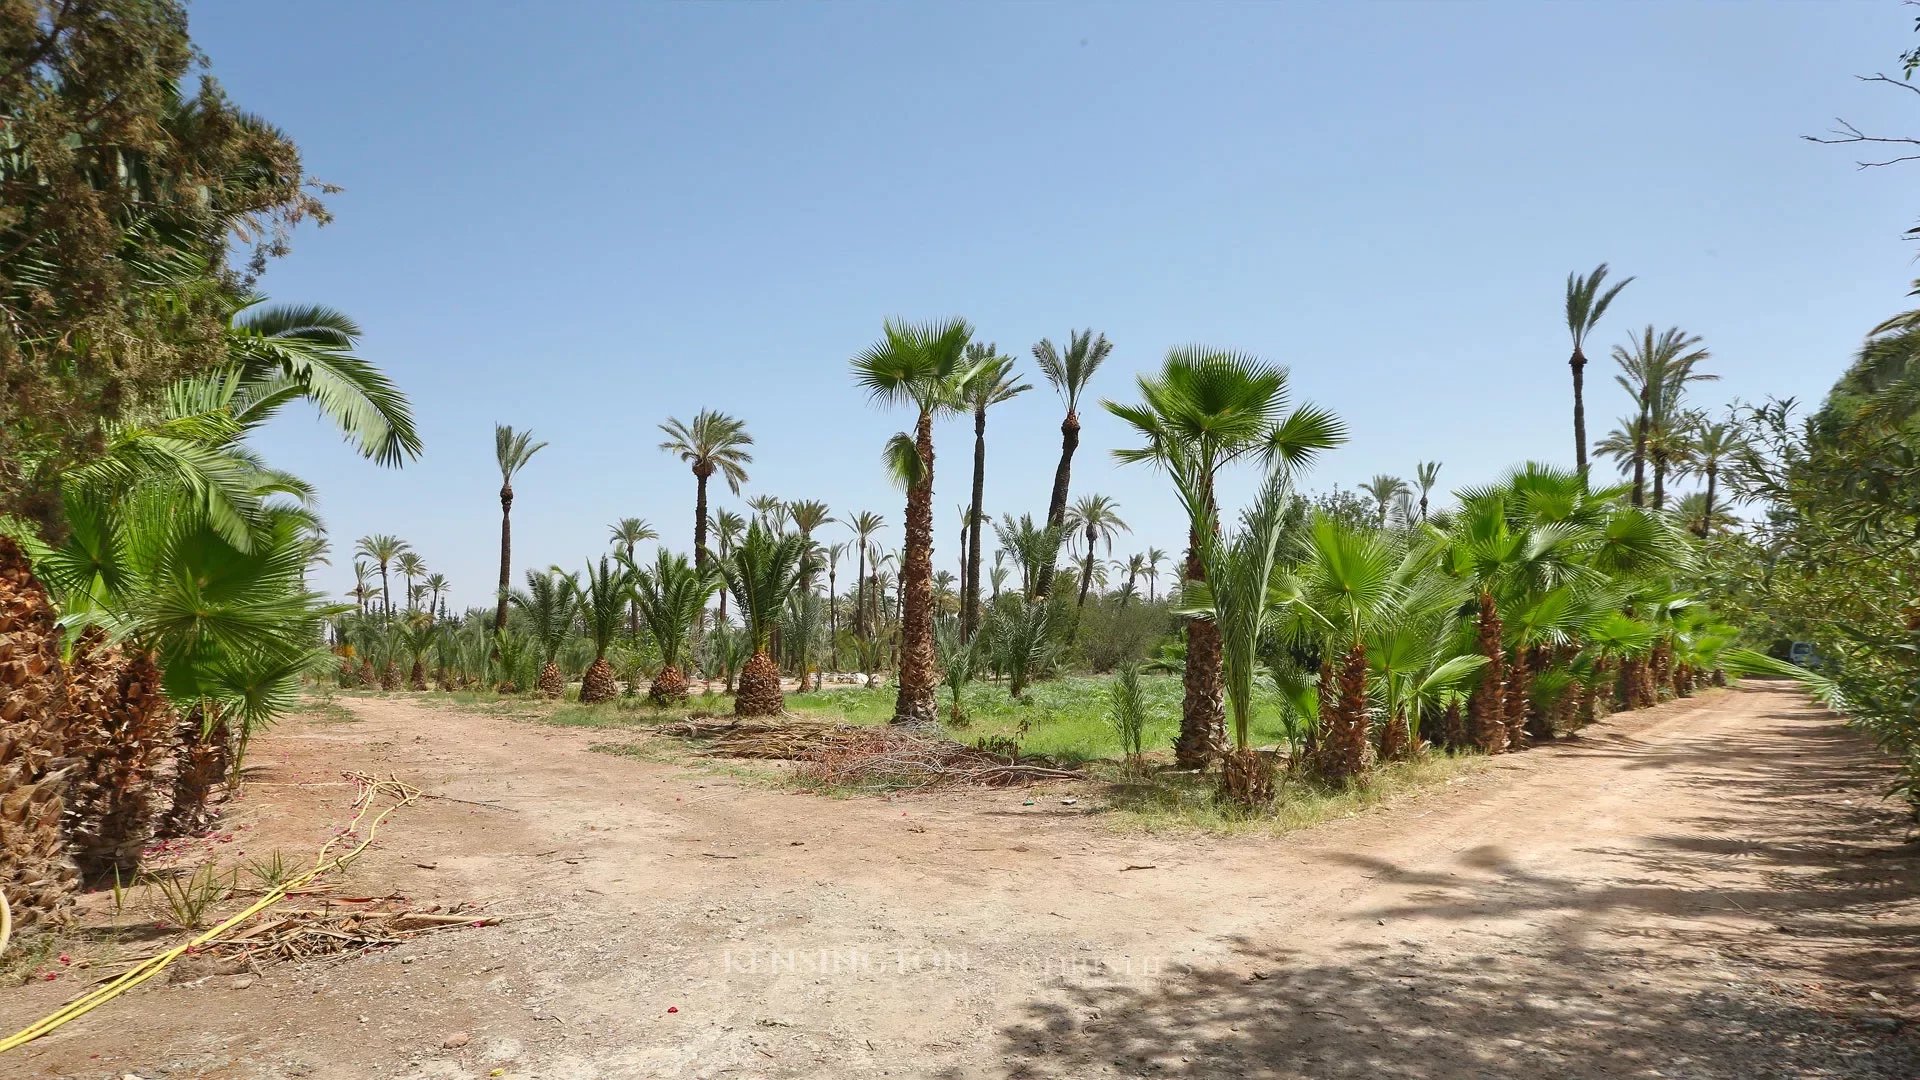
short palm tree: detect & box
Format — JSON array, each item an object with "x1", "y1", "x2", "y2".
[
  {"x1": 1065, "y1": 494, "x2": 1129, "y2": 611},
  {"x1": 492, "y1": 425, "x2": 548, "y2": 633},
  {"x1": 511, "y1": 568, "x2": 579, "y2": 699},
  {"x1": 395, "y1": 551, "x2": 427, "y2": 611},
  {"x1": 576, "y1": 556, "x2": 633, "y2": 703},
  {"x1": 1293, "y1": 515, "x2": 1404, "y2": 782},
  {"x1": 959, "y1": 344, "x2": 1030, "y2": 634},
  {"x1": 851, "y1": 317, "x2": 982, "y2": 727},
  {"x1": 354, "y1": 534, "x2": 411, "y2": 619},
  {"x1": 721, "y1": 521, "x2": 811, "y2": 716},
  {"x1": 659, "y1": 410, "x2": 753, "y2": 568},
  {"x1": 1565, "y1": 264, "x2": 1633, "y2": 473},
  {"x1": 609, "y1": 517, "x2": 658, "y2": 637},
  {"x1": 1361, "y1": 475, "x2": 1409, "y2": 527},
  {"x1": 1414, "y1": 461, "x2": 1442, "y2": 521},
  {"x1": 846, "y1": 511, "x2": 885, "y2": 638},
  {"x1": 630, "y1": 549, "x2": 719, "y2": 704},
  {"x1": 1032, "y1": 329, "x2": 1113, "y2": 599},
  {"x1": 1106, "y1": 346, "x2": 1346, "y2": 767},
  {"x1": 992, "y1": 513, "x2": 1065, "y2": 603}
]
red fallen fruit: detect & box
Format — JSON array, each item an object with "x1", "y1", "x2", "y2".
[
  {"x1": 666, "y1": 1006, "x2": 678, "y2": 1014},
  {"x1": 42, "y1": 972, "x2": 57, "y2": 981},
  {"x1": 57, "y1": 954, "x2": 70, "y2": 965}
]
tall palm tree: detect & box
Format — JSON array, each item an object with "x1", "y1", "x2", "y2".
[
  {"x1": 1361, "y1": 475, "x2": 1409, "y2": 527},
  {"x1": 787, "y1": 499, "x2": 834, "y2": 590},
  {"x1": 351, "y1": 561, "x2": 373, "y2": 614},
  {"x1": 825, "y1": 540, "x2": 849, "y2": 669},
  {"x1": 1032, "y1": 329, "x2": 1113, "y2": 599},
  {"x1": 354, "y1": 534, "x2": 411, "y2": 620},
  {"x1": 711, "y1": 508, "x2": 746, "y2": 623},
  {"x1": 1678, "y1": 417, "x2": 1744, "y2": 536},
  {"x1": 395, "y1": 551, "x2": 427, "y2": 612},
  {"x1": 609, "y1": 517, "x2": 658, "y2": 637},
  {"x1": 1106, "y1": 347, "x2": 1347, "y2": 767},
  {"x1": 659, "y1": 410, "x2": 753, "y2": 568},
  {"x1": 1117, "y1": 553, "x2": 1149, "y2": 606},
  {"x1": 851, "y1": 317, "x2": 981, "y2": 727},
  {"x1": 1065, "y1": 494, "x2": 1130, "y2": 611},
  {"x1": 958, "y1": 344, "x2": 1031, "y2": 634},
  {"x1": 845, "y1": 511, "x2": 884, "y2": 639},
  {"x1": 746, "y1": 494, "x2": 785, "y2": 529},
  {"x1": 721, "y1": 521, "x2": 811, "y2": 716},
  {"x1": 492, "y1": 425, "x2": 548, "y2": 634},
  {"x1": 575, "y1": 556, "x2": 633, "y2": 703},
  {"x1": 423, "y1": 573, "x2": 450, "y2": 619},
  {"x1": 1612, "y1": 326, "x2": 1713, "y2": 508},
  {"x1": 1414, "y1": 461, "x2": 1442, "y2": 521},
  {"x1": 630, "y1": 549, "x2": 720, "y2": 705},
  {"x1": 1143, "y1": 546, "x2": 1168, "y2": 602},
  {"x1": 1565, "y1": 264, "x2": 1633, "y2": 473}
]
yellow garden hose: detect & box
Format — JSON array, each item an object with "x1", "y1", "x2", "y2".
[{"x1": 0, "y1": 773, "x2": 417, "y2": 1056}]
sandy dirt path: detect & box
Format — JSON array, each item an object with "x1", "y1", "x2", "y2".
[{"x1": 3, "y1": 683, "x2": 1917, "y2": 1079}]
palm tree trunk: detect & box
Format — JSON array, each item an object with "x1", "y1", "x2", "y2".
[
  {"x1": 493, "y1": 485, "x2": 512, "y2": 633},
  {"x1": 1035, "y1": 410, "x2": 1079, "y2": 599},
  {"x1": 380, "y1": 560, "x2": 392, "y2": 622},
  {"x1": 964, "y1": 405, "x2": 989, "y2": 636},
  {"x1": 1570, "y1": 348, "x2": 1588, "y2": 473},
  {"x1": 1176, "y1": 525, "x2": 1225, "y2": 769},
  {"x1": 828, "y1": 565, "x2": 839, "y2": 670},
  {"x1": 892, "y1": 411, "x2": 940, "y2": 727},
  {"x1": 693, "y1": 472, "x2": 711, "y2": 569},
  {"x1": 854, "y1": 546, "x2": 867, "y2": 640},
  {"x1": 1701, "y1": 465, "x2": 1717, "y2": 537},
  {"x1": 1077, "y1": 534, "x2": 1095, "y2": 609},
  {"x1": 1630, "y1": 404, "x2": 1650, "y2": 508},
  {"x1": 1122, "y1": 568, "x2": 1137, "y2": 607},
  {"x1": 1652, "y1": 451, "x2": 1667, "y2": 511}
]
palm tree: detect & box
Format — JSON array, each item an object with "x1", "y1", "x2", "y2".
[
  {"x1": 1361, "y1": 475, "x2": 1409, "y2": 527},
  {"x1": 1414, "y1": 461, "x2": 1442, "y2": 521},
  {"x1": 1293, "y1": 515, "x2": 1405, "y2": 782},
  {"x1": 711, "y1": 508, "x2": 746, "y2": 623},
  {"x1": 1065, "y1": 494, "x2": 1130, "y2": 612},
  {"x1": 659, "y1": 410, "x2": 753, "y2": 568},
  {"x1": 787, "y1": 499, "x2": 834, "y2": 590},
  {"x1": 853, "y1": 318, "x2": 982, "y2": 726},
  {"x1": 351, "y1": 561, "x2": 373, "y2": 614},
  {"x1": 354, "y1": 534, "x2": 411, "y2": 619},
  {"x1": 721, "y1": 521, "x2": 811, "y2": 716},
  {"x1": 1106, "y1": 347, "x2": 1347, "y2": 768},
  {"x1": 575, "y1": 556, "x2": 633, "y2": 703},
  {"x1": 1116, "y1": 553, "x2": 1149, "y2": 606},
  {"x1": 511, "y1": 569, "x2": 579, "y2": 699},
  {"x1": 1613, "y1": 326, "x2": 1713, "y2": 508},
  {"x1": 395, "y1": 551, "x2": 427, "y2": 611},
  {"x1": 609, "y1": 517, "x2": 658, "y2": 637},
  {"x1": 1031, "y1": 329, "x2": 1113, "y2": 599},
  {"x1": 825, "y1": 540, "x2": 849, "y2": 669},
  {"x1": 747, "y1": 494, "x2": 785, "y2": 529},
  {"x1": 423, "y1": 573, "x2": 450, "y2": 619},
  {"x1": 1676, "y1": 416, "x2": 1743, "y2": 536},
  {"x1": 845, "y1": 511, "x2": 884, "y2": 639},
  {"x1": 958, "y1": 344, "x2": 1030, "y2": 635},
  {"x1": 492, "y1": 424, "x2": 548, "y2": 634},
  {"x1": 630, "y1": 550, "x2": 720, "y2": 705},
  {"x1": 1143, "y1": 547, "x2": 1168, "y2": 602},
  {"x1": 1565, "y1": 264, "x2": 1634, "y2": 473},
  {"x1": 992, "y1": 513, "x2": 1065, "y2": 603}
]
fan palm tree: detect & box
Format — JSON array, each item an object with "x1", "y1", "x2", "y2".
[
  {"x1": 846, "y1": 511, "x2": 885, "y2": 638},
  {"x1": 395, "y1": 551, "x2": 427, "y2": 612},
  {"x1": 1414, "y1": 461, "x2": 1442, "y2": 521},
  {"x1": 1361, "y1": 475, "x2": 1409, "y2": 527},
  {"x1": 1032, "y1": 329, "x2": 1113, "y2": 599},
  {"x1": 1106, "y1": 346, "x2": 1347, "y2": 767},
  {"x1": 1613, "y1": 326, "x2": 1713, "y2": 508},
  {"x1": 659, "y1": 410, "x2": 753, "y2": 568},
  {"x1": 1065, "y1": 494, "x2": 1130, "y2": 612},
  {"x1": 511, "y1": 569, "x2": 579, "y2": 699},
  {"x1": 1292, "y1": 515, "x2": 1406, "y2": 782},
  {"x1": 958, "y1": 344, "x2": 1031, "y2": 634},
  {"x1": 1565, "y1": 264, "x2": 1633, "y2": 473},
  {"x1": 492, "y1": 424, "x2": 548, "y2": 633},
  {"x1": 354, "y1": 534, "x2": 411, "y2": 620},
  {"x1": 851, "y1": 317, "x2": 984, "y2": 727},
  {"x1": 575, "y1": 556, "x2": 633, "y2": 703},
  {"x1": 609, "y1": 517, "x2": 658, "y2": 637},
  {"x1": 721, "y1": 521, "x2": 811, "y2": 716},
  {"x1": 630, "y1": 550, "x2": 720, "y2": 705}
]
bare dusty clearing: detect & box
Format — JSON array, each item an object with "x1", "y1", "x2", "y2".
[{"x1": 4, "y1": 683, "x2": 1916, "y2": 1079}]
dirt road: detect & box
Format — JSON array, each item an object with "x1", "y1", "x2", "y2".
[{"x1": 4, "y1": 683, "x2": 1916, "y2": 1079}]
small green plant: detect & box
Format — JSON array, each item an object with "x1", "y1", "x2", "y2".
[
  {"x1": 1107, "y1": 662, "x2": 1149, "y2": 765},
  {"x1": 242, "y1": 851, "x2": 297, "y2": 891},
  {"x1": 151, "y1": 862, "x2": 234, "y2": 929}
]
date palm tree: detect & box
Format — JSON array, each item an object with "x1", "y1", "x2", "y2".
[
  {"x1": 423, "y1": 573, "x2": 450, "y2": 620},
  {"x1": 609, "y1": 517, "x2": 658, "y2": 637},
  {"x1": 1106, "y1": 347, "x2": 1346, "y2": 767},
  {"x1": 492, "y1": 424, "x2": 548, "y2": 633},
  {"x1": 721, "y1": 521, "x2": 811, "y2": 716},
  {"x1": 1565, "y1": 264, "x2": 1633, "y2": 473},
  {"x1": 1613, "y1": 326, "x2": 1713, "y2": 508},
  {"x1": 747, "y1": 494, "x2": 786, "y2": 530},
  {"x1": 1414, "y1": 461, "x2": 1442, "y2": 521},
  {"x1": 1143, "y1": 547, "x2": 1168, "y2": 602},
  {"x1": 351, "y1": 561, "x2": 373, "y2": 614},
  {"x1": 1361, "y1": 475, "x2": 1409, "y2": 528},
  {"x1": 575, "y1": 556, "x2": 633, "y2": 703},
  {"x1": 852, "y1": 317, "x2": 983, "y2": 726},
  {"x1": 825, "y1": 540, "x2": 849, "y2": 669},
  {"x1": 630, "y1": 550, "x2": 720, "y2": 705},
  {"x1": 1032, "y1": 329, "x2": 1113, "y2": 599},
  {"x1": 1677, "y1": 417, "x2": 1743, "y2": 536},
  {"x1": 659, "y1": 410, "x2": 753, "y2": 569},
  {"x1": 958, "y1": 344, "x2": 1030, "y2": 634},
  {"x1": 354, "y1": 534, "x2": 410, "y2": 620},
  {"x1": 787, "y1": 499, "x2": 834, "y2": 590},
  {"x1": 711, "y1": 508, "x2": 746, "y2": 624},
  {"x1": 511, "y1": 568, "x2": 579, "y2": 699},
  {"x1": 1116, "y1": 553, "x2": 1149, "y2": 606},
  {"x1": 395, "y1": 551, "x2": 426, "y2": 612},
  {"x1": 845, "y1": 511, "x2": 884, "y2": 639},
  {"x1": 1065, "y1": 494, "x2": 1130, "y2": 612}
]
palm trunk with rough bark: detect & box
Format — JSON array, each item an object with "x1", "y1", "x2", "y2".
[
  {"x1": 1176, "y1": 527, "x2": 1225, "y2": 769},
  {"x1": 1035, "y1": 410, "x2": 1079, "y2": 599},
  {"x1": 1652, "y1": 451, "x2": 1668, "y2": 511},
  {"x1": 1571, "y1": 348, "x2": 1589, "y2": 473},
  {"x1": 0, "y1": 536, "x2": 79, "y2": 930},
  {"x1": 1503, "y1": 646, "x2": 1533, "y2": 750},
  {"x1": 964, "y1": 405, "x2": 988, "y2": 637},
  {"x1": 892, "y1": 411, "x2": 940, "y2": 727},
  {"x1": 736, "y1": 651, "x2": 783, "y2": 716},
  {"x1": 1699, "y1": 466, "x2": 1718, "y2": 537},
  {"x1": 493, "y1": 485, "x2": 513, "y2": 633},
  {"x1": 1630, "y1": 403, "x2": 1650, "y2": 508},
  {"x1": 1470, "y1": 592, "x2": 1507, "y2": 753},
  {"x1": 163, "y1": 707, "x2": 230, "y2": 838}
]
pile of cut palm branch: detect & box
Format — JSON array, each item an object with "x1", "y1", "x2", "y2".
[{"x1": 692, "y1": 722, "x2": 1080, "y2": 789}]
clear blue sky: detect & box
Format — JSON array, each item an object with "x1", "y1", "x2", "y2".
[{"x1": 195, "y1": 1, "x2": 1916, "y2": 610}]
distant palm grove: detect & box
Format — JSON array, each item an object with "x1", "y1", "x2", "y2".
[{"x1": 3, "y1": 0, "x2": 1915, "y2": 946}]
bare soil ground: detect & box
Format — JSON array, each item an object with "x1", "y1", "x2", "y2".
[{"x1": 4, "y1": 683, "x2": 1917, "y2": 1079}]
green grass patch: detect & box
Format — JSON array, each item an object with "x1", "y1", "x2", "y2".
[{"x1": 1101, "y1": 751, "x2": 1486, "y2": 835}]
